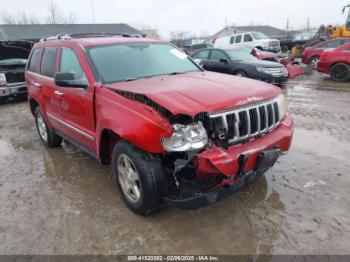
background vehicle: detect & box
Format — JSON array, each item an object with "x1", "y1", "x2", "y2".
[
  {"x1": 317, "y1": 41, "x2": 350, "y2": 82},
  {"x1": 25, "y1": 34, "x2": 293, "y2": 215},
  {"x1": 233, "y1": 46, "x2": 279, "y2": 62},
  {"x1": 182, "y1": 43, "x2": 213, "y2": 55},
  {"x1": 191, "y1": 48, "x2": 288, "y2": 86},
  {"x1": 291, "y1": 5, "x2": 350, "y2": 58},
  {"x1": 302, "y1": 38, "x2": 350, "y2": 69},
  {"x1": 0, "y1": 58, "x2": 27, "y2": 102},
  {"x1": 214, "y1": 31, "x2": 281, "y2": 53}
]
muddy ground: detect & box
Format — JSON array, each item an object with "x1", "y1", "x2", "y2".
[{"x1": 0, "y1": 72, "x2": 350, "y2": 255}]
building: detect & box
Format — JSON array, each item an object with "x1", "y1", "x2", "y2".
[
  {"x1": 0, "y1": 23, "x2": 145, "y2": 59},
  {"x1": 140, "y1": 29, "x2": 160, "y2": 39},
  {"x1": 0, "y1": 23, "x2": 145, "y2": 42}
]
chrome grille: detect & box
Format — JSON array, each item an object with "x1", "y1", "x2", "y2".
[
  {"x1": 209, "y1": 99, "x2": 280, "y2": 144},
  {"x1": 263, "y1": 68, "x2": 288, "y2": 77}
]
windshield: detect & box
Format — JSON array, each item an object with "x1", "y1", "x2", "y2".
[
  {"x1": 251, "y1": 32, "x2": 269, "y2": 40},
  {"x1": 0, "y1": 59, "x2": 27, "y2": 66},
  {"x1": 87, "y1": 43, "x2": 201, "y2": 83},
  {"x1": 225, "y1": 50, "x2": 258, "y2": 61}
]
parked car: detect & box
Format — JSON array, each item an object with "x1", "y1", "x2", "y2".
[
  {"x1": 317, "y1": 41, "x2": 350, "y2": 82},
  {"x1": 0, "y1": 58, "x2": 27, "y2": 102},
  {"x1": 191, "y1": 48, "x2": 288, "y2": 86},
  {"x1": 214, "y1": 31, "x2": 280, "y2": 53},
  {"x1": 233, "y1": 46, "x2": 279, "y2": 62},
  {"x1": 302, "y1": 38, "x2": 350, "y2": 69},
  {"x1": 25, "y1": 34, "x2": 293, "y2": 215},
  {"x1": 182, "y1": 43, "x2": 213, "y2": 55}
]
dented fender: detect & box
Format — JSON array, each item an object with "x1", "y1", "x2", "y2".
[{"x1": 95, "y1": 87, "x2": 173, "y2": 155}]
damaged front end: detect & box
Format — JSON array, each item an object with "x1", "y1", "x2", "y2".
[{"x1": 113, "y1": 88, "x2": 293, "y2": 210}]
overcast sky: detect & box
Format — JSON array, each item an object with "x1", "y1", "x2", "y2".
[{"x1": 1, "y1": 0, "x2": 349, "y2": 39}]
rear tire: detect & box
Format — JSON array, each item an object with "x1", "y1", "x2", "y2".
[
  {"x1": 330, "y1": 63, "x2": 350, "y2": 82},
  {"x1": 112, "y1": 140, "x2": 167, "y2": 216},
  {"x1": 34, "y1": 107, "x2": 62, "y2": 147}
]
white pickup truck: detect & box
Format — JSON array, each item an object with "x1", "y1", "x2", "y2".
[{"x1": 214, "y1": 31, "x2": 280, "y2": 53}]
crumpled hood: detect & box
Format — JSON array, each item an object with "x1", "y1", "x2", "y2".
[{"x1": 105, "y1": 71, "x2": 280, "y2": 116}]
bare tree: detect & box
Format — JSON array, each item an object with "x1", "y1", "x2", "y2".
[
  {"x1": 46, "y1": 2, "x2": 63, "y2": 24},
  {"x1": 1, "y1": 11, "x2": 40, "y2": 24},
  {"x1": 1, "y1": 12, "x2": 17, "y2": 24},
  {"x1": 63, "y1": 11, "x2": 77, "y2": 24}
]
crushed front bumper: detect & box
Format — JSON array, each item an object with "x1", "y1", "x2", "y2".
[
  {"x1": 0, "y1": 82, "x2": 27, "y2": 101},
  {"x1": 165, "y1": 169, "x2": 265, "y2": 210},
  {"x1": 165, "y1": 116, "x2": 294, "y2": 210}
]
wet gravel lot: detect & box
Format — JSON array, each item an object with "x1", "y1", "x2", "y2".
[{"x1": 0, "y1": 72, "x2": 350, "y2": 255}]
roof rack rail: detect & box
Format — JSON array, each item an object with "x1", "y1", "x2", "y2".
[{"x1": 40, "y1": 32, "x2": 144, "y2": 41}]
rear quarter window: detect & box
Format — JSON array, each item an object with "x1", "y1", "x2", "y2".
[
  {"x1": 27, "y1": 48, "x2": 41, "y2": 73},
  {"x1": 40, "y1": 47, "x2": 58, "y2": 78}
]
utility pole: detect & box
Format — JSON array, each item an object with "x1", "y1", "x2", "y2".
[
  {"x1": 286, "y1": 17, "x2": 290, "y2": 31},
  {"x1": 307, "y1": 17, "x2": 310, "y2": 32}
]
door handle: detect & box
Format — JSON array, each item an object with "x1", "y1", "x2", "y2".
[{"x1": 54, "y1": 90, "x2": 64, "y2": 97}]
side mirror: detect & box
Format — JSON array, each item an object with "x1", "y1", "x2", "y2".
[
  {"x1": 219, "y1": 58, "x2": 229, "y2": 64},
  {"x1": 54, "y1": 72, "x2": 88, "y2": 88}
]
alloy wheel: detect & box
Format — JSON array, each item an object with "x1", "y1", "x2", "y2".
[
  {"x1": 117, "y1": 154, "x2": 141, "y2": 203},
  {"x1": 36, "y1": 113, "x2": 48, "y2": 143}
]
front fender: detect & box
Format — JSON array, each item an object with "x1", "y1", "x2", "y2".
[{"x1": 95, "y1": 88, "x2": 173, "y2": 154}]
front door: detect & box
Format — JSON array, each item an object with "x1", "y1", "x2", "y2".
[
  {"x1": 206, "y1": 50, "x2": 230, "y2": 74},
  {"x1": 50, "y1": 47, "x2": 96, "y2": 152}
]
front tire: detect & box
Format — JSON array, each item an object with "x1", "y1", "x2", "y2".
[
  {"x1": 308, "y1": 56, "x2": 320, "y2": 70},
  {"x1": 112, "y1": 140, "x2": 167, "y2": 216},
  {"x1": 330, "y1": 63, "x2": 350, "y2": 82},
  {"x1": 34, "y1": 107, "x2": 62, "y2": 147}
]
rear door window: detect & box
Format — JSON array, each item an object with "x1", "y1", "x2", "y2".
[
  {"x1": 28, "y1": 48, "x2": 41, "y2": 73},
  {"x1": 40, "y1": 47, "x2": 58, "y2": 78},
  {"x1": 235, "y1": 35, "x2": 242, "y2": 44},
  {"x1": 319, "y1": 40, "x2": 343, "y2": 49}
]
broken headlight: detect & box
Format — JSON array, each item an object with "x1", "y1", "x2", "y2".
[
  {"x1": 162, "y1": 122, "x2": 208, "y2": 152},
  {"x1": 276, "y1": 94, "x2": 287, "y2": 121}
]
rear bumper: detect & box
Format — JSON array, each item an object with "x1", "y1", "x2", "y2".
[
  {"x1": 317, "y1": 61, "x2": 330, "y2": 74},
  {"x1": 165, "y1": 116, "x2": 294, "y2": 210}
]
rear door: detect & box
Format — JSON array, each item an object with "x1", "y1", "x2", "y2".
[
  {"x1": 38, "y1": 47, "x2": 62, "y2": 129},
  {"x1": 52, "y1": 47, "x2": 96, "y2": 152}
]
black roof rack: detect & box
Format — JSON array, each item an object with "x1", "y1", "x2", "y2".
[{"x1": 40, "y1": 32, "x2": 144, "y2": 41}]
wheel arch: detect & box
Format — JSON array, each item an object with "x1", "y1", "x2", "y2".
[
  {"x1": 99, "y1": 128, "x2": 121, "y2": 164},
  {"x1": 29, "y1": 97, "x2": 39, "y2": 116}
]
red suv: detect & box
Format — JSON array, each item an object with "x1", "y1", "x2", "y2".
[
  {"x1": 302, "y1": 38, "x2": 350, "y2": 69},
  {"x1": 317, "y1": 41, "x2": 350, "y2": 82},
  {"x1": 25, "y1": 34, "x2": 294, "y2": 215}
]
